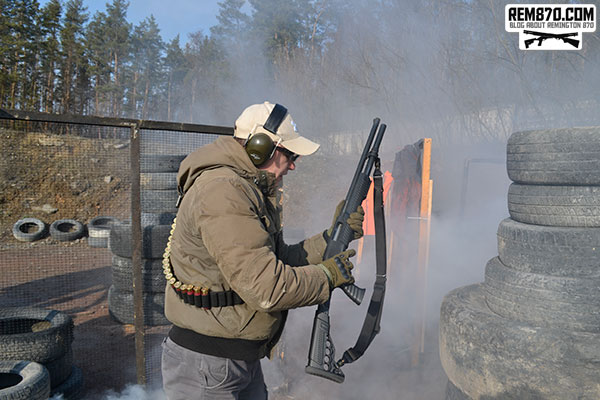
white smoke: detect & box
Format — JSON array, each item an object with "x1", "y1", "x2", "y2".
[{"x1": 50, "y1": 385, "x2": 166, "y2": 400}]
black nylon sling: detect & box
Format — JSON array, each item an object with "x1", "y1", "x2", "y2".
[{"x1": 338, "y1": 160, "x2": 387, "y2": 366}]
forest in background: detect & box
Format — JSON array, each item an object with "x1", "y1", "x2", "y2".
[{"x1": 2, "y1": 0, "x2": 600, "y2": 145}]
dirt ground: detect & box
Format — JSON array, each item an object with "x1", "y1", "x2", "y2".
[{"x1": 0, "y1": 125, "x2": 131, "y2": 248}]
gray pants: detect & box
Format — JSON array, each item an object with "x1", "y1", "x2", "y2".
[{"x1": 161, "y1": 337, "x2": 268, "y2": 400}]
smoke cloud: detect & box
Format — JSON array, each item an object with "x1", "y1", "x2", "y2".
[{"x1": 73, "y1": 0, "x2": 599, "y2": 398}]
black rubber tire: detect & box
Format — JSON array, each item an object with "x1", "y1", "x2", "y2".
[
  {"x1": 12, "y1": 218, "x2": 46, "y2": 242},
  {"x1": 0, "y1": 360, "x2": 50, "y2": 400},
  {"x1": 445, "y1": 380, "x2": 470, "y2": 400},
  {"x1": 508, "y1": 183, "x2": 600, "y2": 227},
  {"x1": 0, "y1": 308, "x2": 73, "y2": 364},
  {"x1": 108, "y1": 223, "x2": 171, "y2": 259},
  {"x1": 43, "y1": 348, "x2": 72, "y2": 388},
  {"x1": 111, "y1": 255, "x2": 166, "y2": 293},
  {"x1": 140, "y1": 190, "x2": 178, "y2": 213},
  {"x1": 107, "y1": 286, "x2": 168, "y2": 326},
  {"x1": 485, "y1": 257, "x2": 600, "y2": 332},
  {"x1": 439, "y1": 284, "x2": 600, "y2": 399},
  {"x1": 506, "y1": 127, "x2": 600, "y2": 185},
  {"x1": 140, "y1": 154, "x2": 185, "y2": 173},
  {"x1": 87, "y1": 216, "x2": 120, "y2": 239},
  {"x1": 49, "y1": 219, "x2": 85, "y2": 242},
  {"x1": 140, "y1": 172, "x2": 178, "y2": 190},
  {"x1": 484, "y1": 257, "x2": 600, "y2": 304},
  {"x1": 497, "y1": 218, "x2": 600, "y2": 278},
  {"x1": 50, "y1": 365, "x2": 83, "y2": 400},
  {"x1": 484, "y1": 286, "x2": 600, "y2": 333}
]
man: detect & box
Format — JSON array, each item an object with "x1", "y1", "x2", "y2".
[{"x1": 161, "y1": 101, "x2": 363, "y2": 399}]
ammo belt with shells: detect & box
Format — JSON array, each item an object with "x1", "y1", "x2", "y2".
[{"x1": 163, "y1": 218, "x2": 244, "y2": 309}]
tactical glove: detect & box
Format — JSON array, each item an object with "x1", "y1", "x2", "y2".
[
  {"x1": 318, "y1": 249, "x2": 356, "y2": 289},
  {"x1": 325, "y1": 200, "x2": 364, "y2": 242}
]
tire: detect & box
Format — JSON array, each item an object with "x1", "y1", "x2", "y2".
[
  {"x1": 484, "y1": 258, "x2": 600, "y2": 332},
  {"x1": 87, "y1": 216, "x2": 120, "y2": 239},
  {"x1": 107, "y1": 286, "x2": 168, "y2": 326},
  {"x1": 508, "y1": 184, "x2": 600, "y2": 227},
  {"x1": 12, "y1": 218, "x2": 46, "y2": 242},
  {"x1": 0, "y1": 360, "x2": 50, "y2": 400},
  {"x1": 445, "y1": 380, "x2": 470, "y2": 400},
  {"x1": 506, "y1": 127, "x2": 600, "y2": 185},
  {"x1": 111, "y1": 255, "x2": 166, "y2": 293},
  {"x1": 484, "y1": 257, "x2": 600, "y2": 304},
  {"x1": 484, "y1": 287, "x2": 600, "y2": 333},
  {"x1": 87, "y1": 236, "x2": 108, "y2": 248},
  {"x1": 140, "y1": 154, "x2": 185, "y2": 173},
  {"x1": 140, "y1": 190, "x2": 178, "y2": 213},
  {"x1": 141, "y1": 212, "x2": 176, "y2": 226},
  {"x1": 439, "y1": 284, "x2": 600, "y2": 399},
  {"x1": 497, "y1": 218, "x2": 600, "y2": 278},
  {"x1": 50, "y1": 365, "x2": 83, "y2": 400},
  {"x1": 0, "y1": 308, "x2": 73, "y2": 363},
  {"x1": 49, "y1": 219, "x2": 85, "y2": 242},
  {"x1": 108, "y1": 223, "x2": 171, "y2": 259},
  {"x1": 43, "y1": 348, "x2": 72, "y2": 388},
  {"x1": 140, "y1": 172, "x2": 178, "y2": 190}
]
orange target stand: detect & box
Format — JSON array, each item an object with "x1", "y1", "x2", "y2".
[
  {"x1": 356, "y1": 138, "x2": 433, "y2": 367},
  {"x1": 411, "y1": 138, "x2": 433, "y2": 366}
]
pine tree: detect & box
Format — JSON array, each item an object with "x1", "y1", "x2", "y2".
[
  {"x1": 8, "y1": 0, "x2": 41, "y2": 109},
  {"x1": 163, "y1": 35, "x2": 186, "y2": 121},
  {"x1": 129, "y1": 15, "x2": 164, "y2": 119},
  {"x1": 86, "y1": 10, "x2": 110, "y2": 115},
  {"x1": 38, "y1": 0, "x2": 61, "y2": 112},
  {"x1": 210, "y1": 0, "x2": 249, "y2": 45},
  {"x1": 183, "y1": 32, "x2": 227, "y2": 122},
  {"x1": 0, "y1": 0, "x2": 15, "y2": 107},
  {"x1": 59, "y1": 0, "x2": 89, "y2": 114},
  {"x1": 104, "y1": 0, "x2": 131, "y2": 117}
]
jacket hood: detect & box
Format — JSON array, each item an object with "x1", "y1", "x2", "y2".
[{"x1": 177, "y1": 136, "x2": 277, "y2": 196}]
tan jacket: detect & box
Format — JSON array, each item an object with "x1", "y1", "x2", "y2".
[{"x1": 164, "y1": 136, "x2": 330, "y2": 355}]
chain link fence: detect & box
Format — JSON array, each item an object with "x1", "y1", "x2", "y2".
[{"x1": 0, "y1": 110, "x2": 230, "y2": 398}]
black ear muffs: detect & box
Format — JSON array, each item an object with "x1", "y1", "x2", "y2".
[{"x1": 244, "y1": 104, "x2": 289, "y2": 167}]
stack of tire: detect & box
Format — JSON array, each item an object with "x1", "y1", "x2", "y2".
[
  {"x1": 440, "y1": 127, "x2": 600, "y2": 399},
  {"x1": 0, "y1": 307, "x2": 83, "y2": 399},
  {"x1": 106, "y1": 154, "x2": 183, "y2": 326},
  {"x1": 140, "y1": 154, "x2": 183, "y2": 226}
]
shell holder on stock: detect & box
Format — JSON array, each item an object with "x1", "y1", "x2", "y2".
[{"x1": 162, "y1": 219, "x2": 244, "y2": 310}]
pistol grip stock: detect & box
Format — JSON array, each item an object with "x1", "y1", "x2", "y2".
[
  {"x1": 341, "y1": 283, "x2": 365, "y2": 305},
  {"x1": 305, "y1": 307, "x2": 345, "y2": 383}
]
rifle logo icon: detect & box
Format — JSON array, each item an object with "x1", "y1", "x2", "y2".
[{"x1": 523, "y1": 30, "x2": 580, "y2": 49}]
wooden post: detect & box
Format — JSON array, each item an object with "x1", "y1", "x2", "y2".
[{"x1": 411, "y1": 138, "x2": 433, "y2": 366}]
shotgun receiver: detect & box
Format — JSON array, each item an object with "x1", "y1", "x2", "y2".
[{"x1": 305, "y1": 118, "x2": 386, "y2": 383}]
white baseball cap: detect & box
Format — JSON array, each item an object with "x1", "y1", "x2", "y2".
[{"x1": 234, "y1": 101, "x2": 320, "y2": 156}]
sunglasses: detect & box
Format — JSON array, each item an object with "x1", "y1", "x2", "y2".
[{"x1": 277, "y1": 146, "x2": 300, "y2": 162}]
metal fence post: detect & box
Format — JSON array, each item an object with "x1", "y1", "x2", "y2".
[{"x1": 130, "y1": 123, "x2": 146, "y2": 386}]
